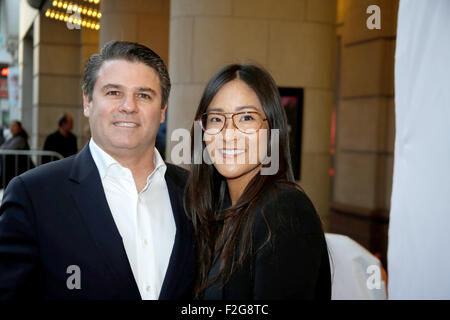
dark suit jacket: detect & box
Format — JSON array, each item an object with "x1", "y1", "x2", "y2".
[
  {"x1": 203, "y1": 184, "x2": 331, "y2": 300},
  {"x1": 42, "y1": 130, "x2": 78, "y2": 164},
  {"x1": 0, "y1": 145, "x2": 196, "y2": 300}
]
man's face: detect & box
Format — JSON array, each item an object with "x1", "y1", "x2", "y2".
[
  {"x1": 64, "y1": 116, "x2": 73, "y2": 132},
  {"x1": 83, "y1": 59, "x2": 167, "y2": 159}
]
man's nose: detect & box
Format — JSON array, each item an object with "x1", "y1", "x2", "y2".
[{"x1": 118, "y1": 94, "x2": 138, "y2": 113}]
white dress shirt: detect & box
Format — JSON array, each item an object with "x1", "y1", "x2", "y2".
[{"x1": 89, "y1": 138, "x2": 176, "y2": 300}]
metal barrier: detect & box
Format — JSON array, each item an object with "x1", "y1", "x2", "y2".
[{"x1": 0, "y1": 149, "x2": 64, "y2": 191}]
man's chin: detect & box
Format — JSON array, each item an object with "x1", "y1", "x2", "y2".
[
  {"x1": 94, "y1": 137, "x2": 155, "y2": 156},
  {"x1": 109, "y1": 143, "x2": 143, "y2": 152},
  {"x1": 110, "y1": 141, "x2": 156, "y2": 153},
  {"x1": 109, "y1": 137, "x2": 140, "y2": 149}
]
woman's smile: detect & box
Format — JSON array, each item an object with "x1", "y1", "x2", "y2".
[{"x1": 218, "y1": 148, "x2": 246, "y2": 158}]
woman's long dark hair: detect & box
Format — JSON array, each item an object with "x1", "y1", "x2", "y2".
[
  {"x1": 185, "y1": 64, "x2": 300, "y2": 298},
  {"x1": 12, "y1": 120, "x2": 29, "y2": 140}
]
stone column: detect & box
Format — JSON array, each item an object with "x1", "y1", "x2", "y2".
[
  {"x1": 17, "y1": 0, "x2": 104, "y2": 151},
  {"x1": 18, "y1": 29, "x2": 35, "y2": 139},
  {"x1": 167, "y1": 0, "x2": 337, "y2": 223},
  {"x1": 331, "y1": 0, "x2": 398, "y2": 265},
  {"x1": 79, "y1": 28, "x2": 99, "y2": 147},
  {"x1": 32, "y1": 14, "x2": 83, "y2": 150},
  {"x1": 99, "y1": 0, "x2": 170, "y2": 63}
]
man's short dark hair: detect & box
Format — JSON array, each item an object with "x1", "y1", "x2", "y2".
[
  {"x1": 82, "y1": 41, "x2": 171, "y2": 108},
  {"x1": 58, "y1": 114, "x2": 69, "y2": 127}
]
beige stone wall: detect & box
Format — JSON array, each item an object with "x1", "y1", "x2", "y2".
[
  {"x1": 168, "y1": 0, "x2": 337, "y2": 223},
  {"x1": 18, "y1": 0, "x2": 170, "y2": 151},
  {"x1": 80, "y1": 29, "x2": 99, "y2": 147},
  {"x1": 18, "y1": 0, "x2": 39, "y2": 40},
  {"x1": 99, "y1": 0, "x2": 170, "y2": 63},
  {"x1": 32, "y1": 15, "x2": 84, "y2": 150},
  {"x1": 20, "y1": 11, "x2": 99, "y2": 151},
  {"x1": 17, "y1": 0, "x2": 39, "y2": 136},
  {"x1": 333, "y1": 0, "x2": 398, "y2": 217}
]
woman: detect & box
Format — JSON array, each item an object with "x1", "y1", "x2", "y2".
[
  {"x1": 1, "y1": 120, "x2": 30, "y2": 150},
  {"x1": 0, "y1": 120, "x2": 34, "y2": 188},
  {"x1": 185, "y1": 64, "x2": 331, "y2": 300}
]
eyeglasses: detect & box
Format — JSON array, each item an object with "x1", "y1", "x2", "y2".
[{"x1": 200, "y1": 111, "x2": 267, "y2": 135}]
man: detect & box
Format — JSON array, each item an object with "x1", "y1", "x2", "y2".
[
  {"x1": 42, "y1": 114, "x2": 78, "y2": 163},
  {"x1": 0, "y1": 41, "x2": 195, "y2": 300}
]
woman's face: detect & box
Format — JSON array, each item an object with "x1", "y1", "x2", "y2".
[
  {"x1": 9, "y1": 121, "x2": 20, "y2": 136},
  {"x1": 204, "y1": 79, "x2": 269, "y2": 181}
]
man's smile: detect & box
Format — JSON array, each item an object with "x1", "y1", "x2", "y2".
[{"x1": 113, "y1": 121, "x2": 140, "y2": 128}]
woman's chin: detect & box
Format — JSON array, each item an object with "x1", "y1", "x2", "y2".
[{"x1": 214, "y1": 163, "x2": 261, "y2": 180}]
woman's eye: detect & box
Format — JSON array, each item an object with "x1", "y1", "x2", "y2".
[
  {"x1": 209, "y1": 117, "x2": 223, "y2": 123},
  {"x1": 241, "y1": 114, "x2": 255, "y2": 121}
]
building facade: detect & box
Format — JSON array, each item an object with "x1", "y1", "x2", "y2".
[{"x1": 17, "y1": 0, "x2": 397, "y2": 265}]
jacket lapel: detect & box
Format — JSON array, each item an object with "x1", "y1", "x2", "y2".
[
  {"x1": 158, "y1": 164, "x2": 193, "y2": 300},
  {"x1": 68, "y1": 145, "x2": 140, "y2": 299}
]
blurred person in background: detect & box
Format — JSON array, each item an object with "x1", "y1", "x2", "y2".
[
  {"x1": 0, "y1": 120, "x2": 34, "y2": 189},
  {"x1": 0, "y1": 125, "x2": 5, "y2": 146},
  {"x1": 42, "y1": 114, "x2": 78, "y2": 163},
  {"x1": 1, "y1": 120, "x2": 30, "y2": 150}
]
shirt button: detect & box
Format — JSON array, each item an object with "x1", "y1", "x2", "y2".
[
  {"x1": 146, "y1": 285, "x2": 150, "y2": 292},
  {"x1": 143, "y1": 239, "x2": 148, "y2": 246}
]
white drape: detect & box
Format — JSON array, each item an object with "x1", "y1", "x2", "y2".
[
  {"x1": 326, "y1": 234, "x2": 386, "y2": 300},
  {"x1": 388, "y1": 0, "x2": 450, "y2": 299}
]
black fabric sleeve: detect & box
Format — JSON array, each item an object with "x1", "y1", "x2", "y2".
[
  {"x1": 70, "y1": 133, "x2": 78, "y2": 155},
  {"x1": 252, "y1": 188, "x2": 331, "y2": 300},
  {"x1": 43, "y1": 134, "x2": 54, "y2": 151},
  {"x1": 42, "y1": 135, "x2": 55, "y2": 164},
  {"x1": 0, "y1": 176, "x2": 41, "y2": 299}
]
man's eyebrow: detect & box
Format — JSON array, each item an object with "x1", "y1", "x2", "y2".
[
  {"x1": 207, "y1": 105, "x2": 259, "y2": 112},
  {"x1": 136, "y1": 87, "x2": 157, "y2": 95},
  {"x1": 101, "y1": 84, "x2": 123, "y2": 91},
  {"x1": 101, "y1": 84, "x2": 157, "y2": 95}
]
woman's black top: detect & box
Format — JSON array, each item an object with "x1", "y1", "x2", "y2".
[{"x1": 203, "y1": 183, "x2": 331, "y2": 300}]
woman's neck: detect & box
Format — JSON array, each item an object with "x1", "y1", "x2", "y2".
[{"x1": 226, "y1": 165, "x2": 262, "y2": 205}]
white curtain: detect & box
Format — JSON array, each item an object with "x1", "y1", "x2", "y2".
[
  {"x1": 326, "y1": 234, "x2": 386, "y2": 300},
  {"x1": 388, "y1": 0, "x2": 450, "y2": 299}
]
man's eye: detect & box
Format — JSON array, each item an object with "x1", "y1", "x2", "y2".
[
  {"x1": 106, "y1": 91, "x2": 121, "y2": 96},
  {"x1": 137, "y1": 93, "x2": 151, "y2": 100}
]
